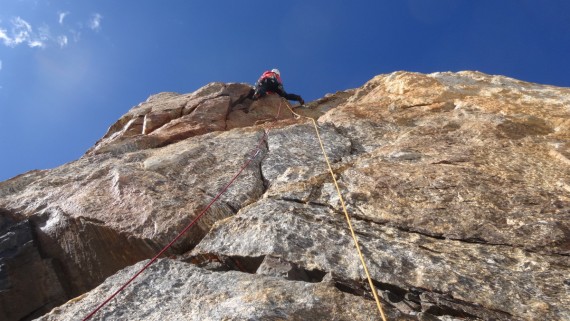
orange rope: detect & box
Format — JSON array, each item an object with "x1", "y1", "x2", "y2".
[
  {"x1": 284, "y1": 101, "x2": 388, "y2": 321},
  {"x1": 82, "y1": 99, "x2": 388, "y2": 320}
]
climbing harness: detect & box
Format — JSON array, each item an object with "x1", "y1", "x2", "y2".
[
  {"x1": 283, "y1": 102, "x2": 389, "y2": 321},
  {"x1": 82, "y1": 131, "x2": 268, "y2": 321}
]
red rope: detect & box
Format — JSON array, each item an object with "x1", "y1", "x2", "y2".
[{"x1": 82, "y1": 131, "x2": 268, "y2": 320}]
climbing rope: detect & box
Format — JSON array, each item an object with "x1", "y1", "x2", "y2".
[
  {"x1": 284, "y1": 101, "x2": 388, "y2": 321},
  {"x1": 82, "y1": 131, "x2": 268, "y2": 321},
  {"x1": 275, "y1": 99, "x2": 282, "y2": 119},
  {"x1": 82, "y1": 99, "x2": 387, "y2": 320}
]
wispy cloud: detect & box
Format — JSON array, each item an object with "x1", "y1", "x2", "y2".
[
  {"x1": 28, "y1": 40, "x2": 44, "y2": 48},
  {"x1": 0, "y1": 17, "x2": 46, "y2": 48},
  {"x1": 57, "y1": 35, "x2": 68, "y2": 47},
  {"x1": 89, "y1": 13, "x2": 102, "y2": 31},
  {"x1": 0, "y1": 29, "x2": 10, "y2": 45},
  {"x1": 0, "y1": 11, "x2": 101, "y2": 49},
  {"x1": 58, "y1": 11, "x2": 70, "y2": 25}
]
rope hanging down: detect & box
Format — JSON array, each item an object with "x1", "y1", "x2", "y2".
[
  {"x1": 284, "y1": 102, "x2": 389, "y2": 321},
  {"x1": 82, "y1": 100, "x2": 386, "y2": 320},
  {"x1": 82, "y1": 131, "x2": 268, "y2": 321}
]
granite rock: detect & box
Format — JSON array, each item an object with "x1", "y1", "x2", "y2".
[
  {"x1": 38, "y1": 259, "x2": 415, "y2": 321},
  {"x1": 0, "y1": 71, "x2": 568, "y2": 320},
  {"x1": 0, "y1": 215, "x2": 67, "y2": 320}
]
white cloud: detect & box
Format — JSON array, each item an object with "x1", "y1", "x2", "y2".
[
  {"x1": 57, "y1": 35, "x2": 68, "y2": 47},
  {"x1": 0, "y1": 29, "x2": 10, "y2": 45},
  {"x1": 0, "y1": 16, "x2": 46, "y2": 48},
  {"x1": 0, "y1": 11, "x2": 102, "y2": 49},
  {"x1": 13, "y1": 17, "x2": 32, "y2": 32},
  {"x1": 89, "y1": 13, "x2": 102, "y2": 31},
  {"x1": 58, "y1": 11, "x2": 70, "y2": 25},
  {"x1": 11, "y1": 17, "x2": 33, "y2": 46},
  {"x1": 28, "y1": 40, "x2": 44, "y2": 48}
]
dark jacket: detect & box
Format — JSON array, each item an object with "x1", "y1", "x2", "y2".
[{"x1": 251, "y1": 71, "x2": 304, "y2": 104}]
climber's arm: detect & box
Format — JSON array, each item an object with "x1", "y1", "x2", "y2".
[{"x1": 276, "y1": 85, "x2": 305, "y2": 105}]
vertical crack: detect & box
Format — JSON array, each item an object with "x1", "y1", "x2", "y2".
[{"x1": 259, "y1": 130, "x2": 270, "y2": 193}]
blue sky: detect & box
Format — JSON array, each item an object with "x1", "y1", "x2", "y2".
[{"x1": 1, "y1": 1, "x2": 569, "y2": 181}]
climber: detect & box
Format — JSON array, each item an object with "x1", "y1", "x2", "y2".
[{"x1": 248, "y1": 69, "x2": 305, "y2": 105}]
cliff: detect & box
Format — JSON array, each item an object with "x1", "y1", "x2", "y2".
[{"x1": 0, "y1": 71, "x2": 568, "y2": 320}]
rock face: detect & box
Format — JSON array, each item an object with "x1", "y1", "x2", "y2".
[
  {"x1": 40, "y1": 259, "x2": 415, "y2": 321},
  {"x1": 0, "y1": 214, "x2": 67, "y2": 321},
  {"x1": 0, "y1": 71, "x2": 568, "y2": 321}
]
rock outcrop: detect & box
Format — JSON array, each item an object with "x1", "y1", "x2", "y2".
[{"x1": 0, "y1": 71, "x2": 568, "y2": 321}]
